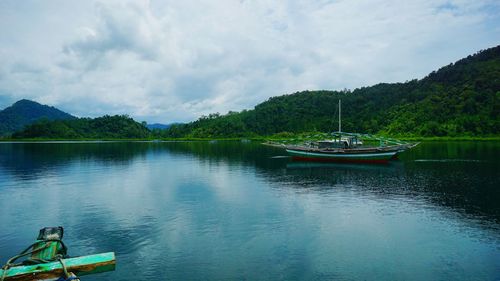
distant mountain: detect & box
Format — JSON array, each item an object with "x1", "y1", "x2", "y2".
[
  {"x1": 158, "y1": 45, "x2": 500, "y2": 138},
  {"x1": 0, "y1": 99, "x2": 75, "y2": 136},
  {"x1": 146, "y1": 123, "x2": 172, "y2": 130}
]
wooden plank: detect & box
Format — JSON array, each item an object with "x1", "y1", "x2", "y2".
[{"x1": 0, "y1": 252, "x2": 115, "y2": 281}]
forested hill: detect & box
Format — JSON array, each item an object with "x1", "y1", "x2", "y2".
[
  {"x1": 160, "y1": 45, "x2": 500, "y2": 138},
  {"x1": 0, "y1": 99, "x2": 75, "y2": 136},
  {"x1": 12, "y1": 115, "x2": 150, "y2": 139}
]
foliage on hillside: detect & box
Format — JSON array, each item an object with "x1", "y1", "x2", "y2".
[
  {"x1": 0, "y1": 99, "x2": 75, "y2": 136},
  {"x1": 154, "y1": 45, "x2": 500, "y2": 138},
  {"x1": 12, "y1": 115, "x2": 150, "y2": 139},
  {"x1": 6, "y1": 46, "x2": 500, "y2": 139}
]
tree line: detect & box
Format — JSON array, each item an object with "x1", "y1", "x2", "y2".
[
  {"x1": 155, "y1": 46, "x2": 500, "y2": 138},
  {"x1": 10, "y1": 45, "x2": 500, "y2": 139},
  {"x1": 13, "y1": 115, "x2": 150, "y2": 139}
]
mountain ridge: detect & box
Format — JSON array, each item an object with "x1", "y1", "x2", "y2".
[
  {"x1": 0, "y1": 99, "x2": 75, "y2": 136},
  {"x1": 146, "y1": 123, "x2": 172, "y2": 130}
]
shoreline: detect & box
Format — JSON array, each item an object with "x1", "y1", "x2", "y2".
[{"x1": 1, "y1": 136, "x2": 499, "y2": 142}]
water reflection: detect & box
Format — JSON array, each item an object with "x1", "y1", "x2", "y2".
[
  {"x1": 280, "y1": 145, "x2": 500, "y2": 227},
  {"x1": 0, "y1": 142, "x2": 153, "y2": 181},
  {"x1": 0, "y1": 141, "x2": 499, "y2": 280},
  {"x1": 1, "y1": 141, "x2": 499, "y2": 225}
]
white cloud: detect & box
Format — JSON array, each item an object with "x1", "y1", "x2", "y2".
[{"x1": 0, "y1": 0, "x2": 498, "y2": 123}]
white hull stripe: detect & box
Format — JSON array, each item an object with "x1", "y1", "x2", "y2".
[{"x1": 286, "y1": 149, "x2": 397, "y2": 158}]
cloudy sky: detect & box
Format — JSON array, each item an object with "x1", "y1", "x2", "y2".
[{"x1": 0, "y1": 0, "x2": 498, "y2": 123}]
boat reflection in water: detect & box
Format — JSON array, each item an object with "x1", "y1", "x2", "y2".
[{"x1": 286, "y1": 160, "x2": 404, "y2": 171}]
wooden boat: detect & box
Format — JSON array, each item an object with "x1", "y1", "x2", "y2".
[
  {"x1": 285, "y1": 140, "x2": 414, "y2": 164},
  {"x1": 0, "y1": 227, "x2": 115, "y2": 281},
  {"x1": 285, "y1": 100, "x2": 418, "y2": 164}
]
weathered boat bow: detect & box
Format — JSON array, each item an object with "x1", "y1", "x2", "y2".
[{"x1": 0, "y1": 227, "x2": 116, "y2": 281}]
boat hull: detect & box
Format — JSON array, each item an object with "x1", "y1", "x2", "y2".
[{"x1": 286, "y1": 149, "x2": 398, "y2": 164}]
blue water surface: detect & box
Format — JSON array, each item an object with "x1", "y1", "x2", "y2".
[{"x1": 0, "y1": 141, "x2": 499, "y2": 280}]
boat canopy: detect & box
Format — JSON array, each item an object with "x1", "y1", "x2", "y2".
[{"x1": 329, "y1": 132, "x2": 411, "y2": 147}]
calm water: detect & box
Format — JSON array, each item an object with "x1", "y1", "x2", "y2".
[{"x1": 0, "y1": 141, "x2": 499, "y2": 280}]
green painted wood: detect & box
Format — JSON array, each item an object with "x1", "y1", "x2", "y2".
[
  {"x1": 0, "y1": 252, "x2": 115, "y2": 281},
  {"x1": 31, "y1": 241, "x2": 60, "y2": 261}
]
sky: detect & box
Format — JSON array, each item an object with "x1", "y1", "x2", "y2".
[{"x1": 0, "y1": 0, "x2": 499, "y2": 123}]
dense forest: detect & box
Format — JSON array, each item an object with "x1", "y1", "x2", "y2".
[
  {"x1": 157, "y1": 45, "x2": 500, "y2": 138},
  {"x1": 6, "y1": 45, "x2": 500, "y2": 139},
  {"x1": 12, "y1": 115, "x2": 150, "y2": 139}
]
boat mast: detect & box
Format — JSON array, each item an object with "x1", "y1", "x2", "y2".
[{"x1": 338, "y1": 99, "x2": 341, "y2": 134}]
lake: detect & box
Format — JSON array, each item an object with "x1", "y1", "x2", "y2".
[{"x1": 0, "y1": 141, "x2": 499, "y2": 280}]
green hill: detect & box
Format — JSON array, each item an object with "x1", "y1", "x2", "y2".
[
  {"x1": 7, "y1": 46, "x2": 500, "y2": 140},
  {"x1": 0, "y1": 99, "x2": 75, "y2": 136},
  {"x1": 158, "y1": 45, "x2": 500, "y2": 138},
  {"x1": 12, "y1": 115, "x2": 150, "y2": 139}
]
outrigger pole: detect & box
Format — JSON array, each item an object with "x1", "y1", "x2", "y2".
[{"x1": 0, "y1": 253, "x2": 115, "y2": 281}]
